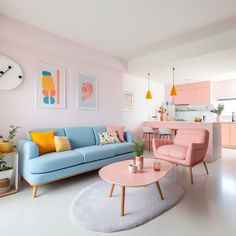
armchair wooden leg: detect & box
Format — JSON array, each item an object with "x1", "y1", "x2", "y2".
[
  {"x1": 189, "y1": 167, "x2": 193, "y2": 184},
  {"x1": 203, "y1": 161, "x2": 209, "y2": 175},
  {"x1": 32, "y1": 186, "x2": 38, "y2": 198}
]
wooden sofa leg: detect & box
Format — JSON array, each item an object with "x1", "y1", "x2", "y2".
[
  {"x1": 189, "y1": 167, "x2": 193, "y2": 184},
  {"x1": 32, "y1": 186, "x2": 38, "y2": 198},
  {"x1": 203, "y1": 161, "x2": 209, "y2": 175}
]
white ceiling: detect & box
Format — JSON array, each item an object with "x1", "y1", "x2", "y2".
[
  {"x1": 1, "y1": 0, "x2": 236, "y2": 60},
  {"x1": 135, "y1": 47, "x2": 236, "y2": 85}
]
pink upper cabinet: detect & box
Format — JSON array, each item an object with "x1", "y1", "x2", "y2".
[{"x1": 165, "y1": 81, "x2": 211, "y2": 105}]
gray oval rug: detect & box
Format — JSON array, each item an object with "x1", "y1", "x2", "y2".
[{"x1": 69, "y1": 179, "x2": 184, "y2": 232}]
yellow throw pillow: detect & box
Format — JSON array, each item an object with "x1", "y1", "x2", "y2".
[
  {"x1": 54, "y1": 136, "x2": 71, "y2": 152},
  {"x1": 29, "y1": 130, "x2": 56, "y2": 155}
]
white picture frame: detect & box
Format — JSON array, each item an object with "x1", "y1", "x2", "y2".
[
  {"x1": 124, "y1": 91, "x2": 134, "y2": 112},
  {"x1": 77, "y1": 72, "x2": 98, "y2": 110},
  {"x1": 36, "y1": 62, "x2": 66, "y2": 109}
]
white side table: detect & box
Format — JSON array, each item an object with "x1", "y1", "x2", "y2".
[{"x1": 0, "y1": 151, "x2": 19, "y2": 197}]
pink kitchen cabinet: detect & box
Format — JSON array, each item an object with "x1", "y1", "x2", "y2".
[
  {"x1": 222, "y1": 123, "x2": 236, "y2": 149},
  {"x1": 222, "y1": 124, "x2": 230, "y2": 147},
  {"x1": 172, "y1": 81, "x2": 211, "y2": 105},
  {"x1": 229, "y1": 124, "x2": 236, "y2": 147}
]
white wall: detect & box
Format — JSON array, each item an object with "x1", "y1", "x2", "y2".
[{"x1": 123, "y1": 74, "x2": 164, "y2": 138}]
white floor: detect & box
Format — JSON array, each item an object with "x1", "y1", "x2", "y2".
[{"x1": 1, "y1": 148, "x2": 236, "y2": 236}]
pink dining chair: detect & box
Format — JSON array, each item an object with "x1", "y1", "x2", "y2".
[{"x1": 152, "y1": 129, "x2": 209, "y2": 184}]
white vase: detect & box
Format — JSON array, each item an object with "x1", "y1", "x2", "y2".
[{"x1": 128, "y1": 164, "x2": 137, "y2": 173}]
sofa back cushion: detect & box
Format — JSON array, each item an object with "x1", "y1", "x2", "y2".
[
  {"x1": 26, "y1": 128, "x2": 65, "y2": 141},
  {"x1": 64, "y1": 127, "x2": 95, "y2": 149},
  {"x1": 92, "y1": 126, "x2": 107, "y2": 145}
]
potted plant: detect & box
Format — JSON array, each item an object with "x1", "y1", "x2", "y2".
[
  {"x1": 211, "y1": 104, "x2": 224, "y2": 122},
  {"x1": 0, "y1": 154, "x2": 13, "y2": 193},
  {"x1": 131, "y1": 139, "x2": 145, "y2": 170},
  {"x1": 0, "y1": 125, "x2": 20, "y2": 153}
]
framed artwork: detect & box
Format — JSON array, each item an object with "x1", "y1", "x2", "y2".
[
  {"x1": 123, "y1": 91, "x2": 134, "y2": 112},
  {"x1": 77, "y1": 72, "x2": 98, "y2": 110},
  {"x1": 36, "y1": 62, "x2": 65, "y2": 108}
]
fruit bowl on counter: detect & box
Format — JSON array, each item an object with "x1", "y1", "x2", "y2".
[{"x1": 194, "y1": 117, "x2": 202, "y2": 122}]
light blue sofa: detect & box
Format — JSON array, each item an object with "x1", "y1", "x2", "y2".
[{"x1": 18, "y1": 126, "x2": 134, "y2": 198}]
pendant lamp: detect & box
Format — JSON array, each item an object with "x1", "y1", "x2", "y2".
[
  {"x1": 146, "y1": 73, "x2": 152, "y2": 99},
  {"x1": 170, "y1": 68, "x2": 177, "y2": 96}
]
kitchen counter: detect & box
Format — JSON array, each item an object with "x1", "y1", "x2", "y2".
[{"x1": 143, "y1": 121, "x2": 222, "y2": 162}]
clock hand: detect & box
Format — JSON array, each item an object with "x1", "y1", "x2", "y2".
[{"x1": 0, "y1": 65, "x2": 13, "y2": 78}]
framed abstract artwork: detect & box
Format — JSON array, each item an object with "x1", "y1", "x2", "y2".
[
  {"x1": 123, "y1": 91, "x2": 134, "y2": 112},
  {"x1": 36, "y1": 63, "x2": 65, "y2": 108},
  {"x1": 77, "y1": 72, "x2": 98, "y2": 110}
]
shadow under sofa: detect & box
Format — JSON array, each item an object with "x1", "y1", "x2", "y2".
[{"x1": 18, "y1": 126, "x2": 135, "y2": 198}]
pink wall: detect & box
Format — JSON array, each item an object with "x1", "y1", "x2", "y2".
[{"x1": 0, "y1": 15, "x2": 128, "y2": 138}]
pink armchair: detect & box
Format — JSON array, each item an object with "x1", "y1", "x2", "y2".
[{"x1": 152, "y1": 129, "x2": 209, "y2": 184}]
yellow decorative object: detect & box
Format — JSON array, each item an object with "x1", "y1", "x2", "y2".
[
  {"x1": 54, "y1": 136, "x2": 71, "y2": 152},
  {"x1": 170, "y1": 85, "x2": 177, "y2": 96},
  {"x1": 146, "y1": 90, "x2": 152, "y2": 99},
  {"x1": 145, "y1": 73, "x2": 152, "y2": 99},
  {"x1": 0, "y1": 141, "x2": 12, "y2": 153},
  {"x1": 170, "y1": 68, "x2": 178, "y2": 96},
  {"x1": 29, "y1": 130, "x2": 55, "y2": 155}
]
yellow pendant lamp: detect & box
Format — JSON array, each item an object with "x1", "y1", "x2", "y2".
[
  {"x1": 170, "y1": 67, "x2": 177, "y2": 96},
  {"x1": 146, "y1": 73, "x2": 152, "y2": 99}
]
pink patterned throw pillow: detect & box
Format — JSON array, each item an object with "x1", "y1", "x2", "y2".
[{"x1": 106, "y1": 126, "x2": 125, "y2": 142}]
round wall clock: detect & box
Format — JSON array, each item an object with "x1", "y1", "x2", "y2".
[{"x1": 0, "y1": 55, "x2": 23, "y2": 90}]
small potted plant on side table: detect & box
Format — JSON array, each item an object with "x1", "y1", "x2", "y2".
[
  {"x1": 211, "y1": 104, "x2": 224, "y2": 122},
  {"x1": 0, "y1": 125, "x2": 20, "y2": 153},
  {"x1": 0, "y1": 153, "x2": 13, "y2": 193},
  {"x1": 131, "y1": 139, "x2": 145, "y2": 171}
]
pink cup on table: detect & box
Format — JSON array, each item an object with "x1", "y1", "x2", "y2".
[{"x1": 154, "y1": 161, "x2": 161, "y2": 171}]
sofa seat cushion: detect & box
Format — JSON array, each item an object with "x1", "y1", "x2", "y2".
[
  {"x1": 29, "y1": 151, "x2": 84, "y2": 174},
  {"x1": 157, "y1": 144, "x2": 187, "y2": 160},
  {"x1": 74, "y1": 145, "x2": 115, "y2": 163},
  {"x1": 107, "y1": 142, "x2": 133, "y2": 155}
]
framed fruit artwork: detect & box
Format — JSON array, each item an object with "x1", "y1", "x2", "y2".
[
  {"x1": 36, "y1": 63, "x2": 65, "y2": 108},
  {"x1": 77, "y1": 72, "x2": 98, "y2": 110}
]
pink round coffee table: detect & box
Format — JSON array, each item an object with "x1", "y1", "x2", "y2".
[{"x1": 99, "y1": 159, "x2": 173, "y2": 216}]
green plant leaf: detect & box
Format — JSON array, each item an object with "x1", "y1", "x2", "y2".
[{"x1": 131, "y1": 139, "x2": 145, "y2": 156}]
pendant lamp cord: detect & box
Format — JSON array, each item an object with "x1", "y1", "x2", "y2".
[
  {"x1": 148, "y1": 73, "x2": 150, "y2": 90},
  {"x1": 172, "y1": 68, "x2": 175, "y2": 85}
]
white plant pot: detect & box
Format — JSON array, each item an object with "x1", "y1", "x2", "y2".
[{"x1": 0, "y1": 169, "x2": 13, "y2": 180}]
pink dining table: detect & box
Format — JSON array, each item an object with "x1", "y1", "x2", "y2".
[{"x1": 99, "y1": 159, "x2": 173, "y2": 216}]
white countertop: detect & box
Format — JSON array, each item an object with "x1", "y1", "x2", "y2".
[{"x1": 145, "y1": 120, "x2": 236, "y2": 124}]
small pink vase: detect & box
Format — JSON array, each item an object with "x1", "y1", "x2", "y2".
[
  {"x1": 216, "y1": 116, "x2": 220, "y2": 122},
  {"x1": 135, "y1": 156, "x2": 144, "y2": 170}
]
